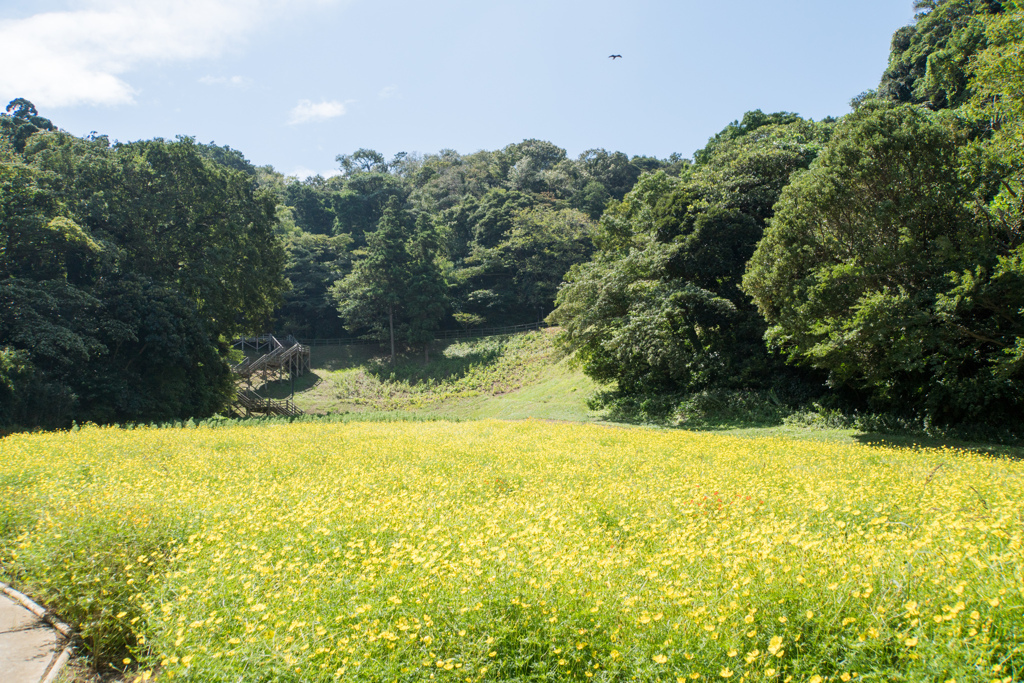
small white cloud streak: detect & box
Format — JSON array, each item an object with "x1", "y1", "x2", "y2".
[
  {"x1": 378, "y1": 85, "x2": 399, "y2": 99},
  {"x1": 0, "y1": 0, "x2": 343, "y2": 108},
  {"x1": 199, "y1": 75, "x2": 252, "y2": 88},
  {"x1": 288, "y1": 99, "x2": 346, "y2": 125}
]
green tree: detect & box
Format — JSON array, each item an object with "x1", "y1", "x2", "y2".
[
  {"x1": 330, "y1": 171, "x2": 410, "y2": 246},
  {"x1": 878, "y1": 0, "x2": 1004, "y2": 109},
  {"x1": 0, "y1": 161, "x2": 101, "y2": 282},
  {"x1": 1, "y1": 107, "x2": 288, "y2": 426},
  {"x1": 196, "y1": 142, "x2": 258, "y2": 176},
  {"x1": 742, "y1": 101, "x2": 1024, "y2": 425},
  {"x1": 552, "y1": 195, "x2": 769, "y2": 395},
  {"x1": 492, "y1": 139, "x2": 568, "y2": 193},
  {"x1": 1, "y1": 98, "x2": 57, "y2": 153},
  {"x1": 275, "y1": 233, "x2": 353, "y2": 337},
  {"x1": 331, "y1": 198, "x2": 446, "y2": 362},
  {"x1": 284, "y1": 177, "x2": 338, "y2": 235},
  {"x1": 693, "y1": 110, "x2": 803, "y2": 165},
  {"x1": 466, "y1": 207, "x2": 596, "y2": 325},
  {"x1": 552, "y1": 115, "x2": 832, "y2": 400},
  {"x1": 967, "y1": 0, "x2": 1023, "y2": 232},
  {"x1": 408, "y1": 149, "x2": 496, "y2": 213},
  {"x1": 336, "y1": 148, "x2": 389, "y2": 175},
  {"x1": 404, "y1": 215, "x2": 448, "y2": 361},
  {"x1": 24, "y1": 133, "x2": 287, "y2": 339}
]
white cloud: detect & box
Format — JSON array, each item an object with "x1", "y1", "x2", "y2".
[
  {"x1": 378, "y1": 85, "x2": 399, "y2": 99},
  {"x1": 287, "y1": 99, "x2": 346, "y2": 125},
  {"x1": 0, "y1": 0, "x2": 343, "y2": 108},
  {"x1": 199, "y1": 75, "x2": 252, "y2": 88}
]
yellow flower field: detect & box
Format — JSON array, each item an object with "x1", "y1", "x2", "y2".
[{"x1": 0, "y1": 419, "x2": 1021, "y2": 682}]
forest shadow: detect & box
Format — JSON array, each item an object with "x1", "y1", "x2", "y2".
[
  {"x1": 364, "y1": 341, "x2": 504, "y2": 385},
  {"x1": 309, "y1": 344, "x2": 386, "y2": 372},
  {"x1": 852, "y1": 432, "x2": 1024, "y2": 460},
  {"x1": 252, "y1": 371, "x2": 323, "y2": 399}
]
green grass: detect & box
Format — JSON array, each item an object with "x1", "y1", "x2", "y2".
[
  {"x1": 247, "y1": 331, "x2": 1024, "y2": 460},
  {"x1": 254, "y1": 331, "x2": 602, "y2": 423},
  {"x1": 428, "y1": 359, "x2": 599, "y2": 422}
]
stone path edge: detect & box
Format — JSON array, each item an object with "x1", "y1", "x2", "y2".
[{"x1": 1, "y1": 581, "x2": 75, "y2": 683}]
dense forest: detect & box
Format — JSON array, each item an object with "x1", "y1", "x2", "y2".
[
  {"x1": 553, "y1": 0, "x2": 1023, "y2": 429},
  {"x1": 1, "y1": 0, "x2": 1021, "y2": 430}
]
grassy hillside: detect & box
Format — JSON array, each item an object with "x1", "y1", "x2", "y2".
[
  {"x1": 258, "y1": 330, "x2": 602, "y2": 423},
  {"x1": 2, "y1": 420, "x2": 1021, "y2": 682},
  {"x1": 251, "y1": 331, "x2": 1024, "y2": 459}
]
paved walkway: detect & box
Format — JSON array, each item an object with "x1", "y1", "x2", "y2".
[{"x1": 0, "y1": 586, "x2": 69, "y2": 683}]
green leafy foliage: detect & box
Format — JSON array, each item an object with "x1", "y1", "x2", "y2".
[
  {"x1": 966, "y1": 0, "x2": 1024, "y2": 248},
  {"x1": 274, "y1": 233, "x2": 352, "y2": 337},
  {"x1": 0, "y1": 98, "x2": 56, "y2": 153},
  {"x1": 552, "y1": 116, "x2": 832, "y2": 399},
  {"x1": 878, "y1": 0, "x2": 1004, "y2": 109},
  {"x1": 0, "y1": 101, "x2": 285, "y2": 427},
  {"x1": 331, "y1": 198, "x2": 447, "y2": 361},
  {"x1": 458, "y1": 206, "x2": 596, "y2": 326},
  {"x1": 742, "y1": 101, "x2": 1024, "y2": 425},
  {"x1": 22, "y1": 132, "x2": 287, "y2": 339},
  {"x1": 260, "y1": 143, "x2": 682, "y2": 331}
]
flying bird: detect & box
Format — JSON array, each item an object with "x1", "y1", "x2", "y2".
[{"x1": 608, "y1": 54, "x2": 622, "y2": 59}]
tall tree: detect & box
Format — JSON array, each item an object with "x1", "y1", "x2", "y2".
[
  {"x1": 742, "y1": 101, "x2": 1024, "y2": 425},
  {"x1": 404, "y1": 215, "x2": 448, "y2": 362},
  {"x1": 1, "y1": 103, "x2": 288, "y2": 426},
  {"x1": 878, "y1": 0, "x2": 1004, "y2": 110},
  {"x1": 0, "y1": 98, "x2": 57, "y2": 153},
  {"x1": 331, "y1": 198, "x2": 446, "y2": 363},
  {"x1": 275, "y1": 233, "x2": 353, "y2": 338},
  {"x1": 967, "y1": 0, "x2": 1023, "y2": 231},
  {"x1": 552, "y1": 115, "x2": 832, "y2": 399}
]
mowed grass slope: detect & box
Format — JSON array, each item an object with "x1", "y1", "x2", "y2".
[
  {"x1": 1, "y1": 420, "x2": 1022, "y2": 682},
  {"x1": 257, "y1": 331, "x2": 602, "y2": 423}
]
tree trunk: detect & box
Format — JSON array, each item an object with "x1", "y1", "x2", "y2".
[
  {"x1": 389, "y1": 306, "x2": 396, "y2": 365},
  {"x1": 424, "y1": 343, "x2": 430, "y2": 364}
]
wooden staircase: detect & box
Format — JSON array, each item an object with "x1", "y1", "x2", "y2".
[
  {"x1": 230, "y1": 335, "x2": 310, "y2": 417},
  {"x1": 234, "y1": 389, "x2": 303, "y2": 418}
]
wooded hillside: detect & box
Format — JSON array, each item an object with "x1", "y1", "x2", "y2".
[{"x1": 2, "y1": 0, "x2": 1021, "y2": 431}]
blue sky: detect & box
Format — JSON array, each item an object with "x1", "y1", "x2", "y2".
[{"x1": 2, "y1": 0, "x2": 917, "y2": 179}]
